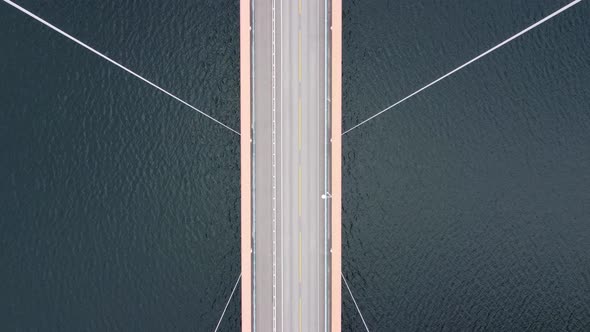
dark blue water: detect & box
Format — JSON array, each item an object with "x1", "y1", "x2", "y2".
[
  {"x1": 0, "y1": 0, "x2": 589, "y2": 331},
  {"x1": 342, "y1": 0, "x2": 590, "y2": 330},
  {"x1": 1, "y1": 0, "x2": 241, "y2": 330}
]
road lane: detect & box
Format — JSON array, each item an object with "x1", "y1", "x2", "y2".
[{"x1": 252, "y1": 0, "x2": 327, "y2": 330}]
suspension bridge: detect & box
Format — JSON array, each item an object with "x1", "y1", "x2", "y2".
[
  {"x1": 1, "y1": 0, "x2": 582, "y2": 330},
  {"x1": 240, "y1": 0, "x2": 341, "y2": 330}
]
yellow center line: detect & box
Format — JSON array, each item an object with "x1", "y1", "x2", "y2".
[
  {"x1": 298, "y1": 98, "x2": 302, "y2": 150},
  {"x1": 299, "y1": 297, "x2": 302, "y2": 332},
  {"x1": 298, "y1": 166, "x2": 302, "y2": 216},
  {"x1": 298, "y1": 0, "x2": 301, "y2": 15},
  {"x1": 298, "y1": 231, "x2": 302, "y2": 282},
  {"x1": 298, "y1": 30, "x2": 302, "y2": 82}
]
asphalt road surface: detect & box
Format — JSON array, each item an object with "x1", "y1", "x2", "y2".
[{"x1": 252, "y1": 0, "x2": 328, "y2": 331}]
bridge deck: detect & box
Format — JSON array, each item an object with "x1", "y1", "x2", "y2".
[{"x1": 241, "y1": 0, "x2": 340, "y2": 331}]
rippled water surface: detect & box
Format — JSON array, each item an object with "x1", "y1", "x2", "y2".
[
  {"x1": 342, "y1": 0, "x2": 590, "y2": 330},
  {"x1": 1, "y1": 0, "x2": 241, "y2": 330},
  {"x1": 1, "y1": 0, "x2": 589, "y2": 331}
]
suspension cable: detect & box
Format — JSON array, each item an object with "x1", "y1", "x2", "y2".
[
  {"x1": 343, "y1": 0, "x2": 582, "y2": 136},
  {"x1": 214, "y1": 273, "x2": 241, "y2": 332},
  {"x1": 342, "y1": 272, "x2": 370, "y2": 332},
  {"x1": 2, "y1": 0, "x2": 240, "y2": 135}
]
